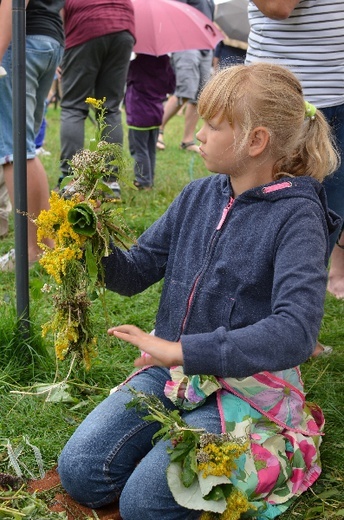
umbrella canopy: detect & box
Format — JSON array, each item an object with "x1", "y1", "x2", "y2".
[
  {"x1": 131, "y1": 0, "x2": 224, "y2": 56},
  {"x1": 214, "y1": 0, "x2": 249, "y2": 43}
]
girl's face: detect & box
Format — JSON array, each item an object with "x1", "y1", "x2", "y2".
[{"x1": 196, "y1": 114, "x2": 245, "y2": 175}]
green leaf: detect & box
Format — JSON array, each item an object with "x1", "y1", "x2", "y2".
[
  {"x1": 197, "y1": 470, "x2": 230, "y2": 499},
  {"x1": 167, "y1": 462, "x2": 227, "y2": 513},
  {"x1": 170, "y1": 442, "x2": 194, "y2": 462},
  {"x1": 97, "y1": 180, "x2": 115, "y2": 195},
  {"x1": 68, "y1": 203, "x2": 97, "y2": 236},
  {"x1": 59, "y1": 175, "x2": 74, "y2": 190},
  {"x1": 316, "y1": 488, "x2": 341, "y2": 499},
  {"x1": 34, "y1": 383, "x2": 77, "y2": 403},
  {"x1": 304, "y1": 506, "x2": 325, "y2": 519},
  {"x1": 204, "y1": 483, "x2": 232, "y2": 502},
  {"x1": 181, "y1": 452, "x2": 197, "y2": 488},
  {"x1": 0, "y1": 506, "x2": 25, "y2": 518},
  {"x1": 85, "y1": 241, "x2": 98, "y2": 287}
]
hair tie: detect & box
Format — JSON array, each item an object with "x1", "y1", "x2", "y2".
[{"x1": 305, "y1": 101, "x2": 317, "y2": 120}]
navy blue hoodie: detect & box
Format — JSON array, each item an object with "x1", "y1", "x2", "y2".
[{"x1": 104, "y1": 175, "x2": 341, "y2": 378}]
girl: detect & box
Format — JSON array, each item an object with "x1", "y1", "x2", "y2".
[{"x1": 58, "y1": 63, "x2": 341, "y2": 520}]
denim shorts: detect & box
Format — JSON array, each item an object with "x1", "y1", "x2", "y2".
[{"x1": 0, "y1": 35, "x2": 64, "y2": 165}]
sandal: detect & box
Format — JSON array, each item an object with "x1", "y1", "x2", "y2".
[
  {"x1": 180, "y1": 141, "x2": 200, "y2": 153},
  {"x1": 156, "y1": 130, "x2": 165, "y2": 151},
  {"x1": 133, "y1": 180, "x2": 152, "y2": 191}
]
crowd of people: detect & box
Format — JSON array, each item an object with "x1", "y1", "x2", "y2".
[{"x1": 0, "y1": 0, "x2": 343, "y2": 518}]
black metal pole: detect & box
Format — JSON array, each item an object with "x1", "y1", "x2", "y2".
[{"x1": 12, "y1": 0, "x2": 29, "y2": 330}]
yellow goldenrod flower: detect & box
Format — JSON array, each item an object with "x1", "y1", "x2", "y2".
[
  {"x1": 197, "y1": 440, "x2": 249, "y2": 479},
  {"x1": 34, "y1": 97, "x2": 129, "y2": 369},
  {"x1": 220, "y1": 488, "x2": 255, "y2": 520},
  {"x1": 85, "y1": 97, "x2": 106, "y2": 110}
]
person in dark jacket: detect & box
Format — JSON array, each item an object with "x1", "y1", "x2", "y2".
[
  {"x1": 58, "y1": 63, "x2": 341, "y2": 519},
  {"x1": 125, "y1": 54, "x2": 176, "y2": 190},
  {"x1": 57, "y1": 0, "x2": 136, "y2": 199}
]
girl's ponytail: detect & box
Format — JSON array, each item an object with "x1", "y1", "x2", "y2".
[{"x1": 277, "y1": 104, "x2": 340, "y2": 181}]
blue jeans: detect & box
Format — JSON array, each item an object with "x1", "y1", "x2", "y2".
[
  {"x1": 58, "y1": 367, "x2": 221, "y2": 519},
  {"x1": 0, "y1": 35, "x2": 63, "y2": 164},
  {"x1": 321, "y1": 104, "x2": 344, "y2": 250}
]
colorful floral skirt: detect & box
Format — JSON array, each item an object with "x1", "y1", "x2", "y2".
[{"x1": 164, "y1": 367, "x2": 324, "y2": 519}]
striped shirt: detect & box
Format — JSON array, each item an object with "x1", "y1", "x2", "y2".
[{"x1": 245, "y1": 0, "x2": 344, "y2": 108}]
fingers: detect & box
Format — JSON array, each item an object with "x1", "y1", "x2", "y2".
[
  {"x1": 108, "y1": 325, "x2": 149, "y2": 350},
  {"x1": 108, "y1": 324, "x2": 144, "y2": 338},
  {"x1": 107, "y1": 325, "x2": 184, "y2": 367}
]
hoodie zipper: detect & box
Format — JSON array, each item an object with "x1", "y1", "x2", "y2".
[{"x1": 180, "y1": 197, "x2": 235, "y2": 334}]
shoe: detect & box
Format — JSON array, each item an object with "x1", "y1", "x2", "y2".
[
  {"x1": 60, "y1": 183, "x2": 77, "y2": 200},
  {"x1": 156, "y1": 139, "x2": 165, "y2": 151},
  {"x1": 36, "y1": 147, "x2": 51, "y2": 156},
  {"x1": 156, "y1": 130, "x2": 165, "y2": 151},
  {"x1": 0, "y1": 248, "x2": 15, "y2": 271},
  {"x1": 180, "y1": 141, "x2": 200, "y2": 153},
  {"x1": 0, "y1": 248, "x2": 37, "y2": 272},
  {"x1": 102, "y1": 180, "x2": 121, "y2": 200},
  {"x1": 133, "y1": 180, "x2": 152, "y2": 191}
]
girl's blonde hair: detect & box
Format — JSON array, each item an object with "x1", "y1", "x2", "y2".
[{"x1": 198, "y1": 63, "x2": 339, "y2": 181}]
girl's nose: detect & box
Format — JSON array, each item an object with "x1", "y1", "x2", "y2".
[{"x1": 196, "y1": 126, "x2": 204, "y2": 143}]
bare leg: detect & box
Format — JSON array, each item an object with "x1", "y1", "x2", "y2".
[
  {"x1": 159, "y1": 95, "x2": 183, "y2": 142},
  {"x1": 0, "y1": 164, "x2": 11, "y2": 237},
  {"x1": 180, "y1": 102, "x2": 200, "y2": 152},
  {"x1": 311, "y1": 233, "x2": 344, "y2": 358},
  {"x1": 182, "y1": 102, "x2": 199, "y2": 144},
  {"x1": 159, "y1": 97, "x2": 199, "y2": 152},
  {"x1": 327, "y1": 232, "x2": 344, "y2": 299},
  {"x1": 4, "y1": 157, "x2": 53, "y2": 263}
]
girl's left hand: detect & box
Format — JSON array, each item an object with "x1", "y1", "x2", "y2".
[{"x1": 107, "y1": 324, "x2": 183, "y2": 368}]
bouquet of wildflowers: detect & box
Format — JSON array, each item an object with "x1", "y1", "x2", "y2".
[
  {"x1": 127, "y1": 388, "x2": 257, "y2": 520},
  {"x1": 36, "y1": 98, "x2": 132, "y2": 369}
]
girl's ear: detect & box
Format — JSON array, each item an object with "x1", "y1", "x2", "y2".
[{"x1": 248, "y1": 127, "x2": 270, "y2": 157}]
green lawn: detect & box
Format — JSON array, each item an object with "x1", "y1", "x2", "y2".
[{"x1": 0, "y1": 105, "x2": 343, "y2": 519}]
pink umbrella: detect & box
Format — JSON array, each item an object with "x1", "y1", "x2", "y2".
[{"x1": 131, "y1": 0, "x2": 224, "y2": 56}]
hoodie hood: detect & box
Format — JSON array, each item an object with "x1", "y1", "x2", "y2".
[{"x1": 228, "y1": 175, "x2": 342, "y2": 258}]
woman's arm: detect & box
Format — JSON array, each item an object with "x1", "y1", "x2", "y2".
[{"x1": 251, "y1": 0, "x2": 301, "y2": 20}]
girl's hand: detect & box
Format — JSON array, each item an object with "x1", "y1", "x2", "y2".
[{"x1": 107, "y1": 324, "x2": 183, "y2": 368}]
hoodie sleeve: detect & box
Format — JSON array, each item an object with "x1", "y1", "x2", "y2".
[{"x1": 102, "y1": 189, "x2": 184, "y2": 296}]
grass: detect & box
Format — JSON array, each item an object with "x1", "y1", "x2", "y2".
[{"x1": 0, "y1": 105, "x2": 344, "y2": 518}]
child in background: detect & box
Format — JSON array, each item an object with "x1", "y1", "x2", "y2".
[
  {"x1": 58, "y1": 63, "x2": 341, "y2": 519},
  {"x1": 125, "y1": 53, "x2": 175, "y2": 190},
  {"x1": 213, "y1": 37, "x2": 247, "y2": 71},
  {"x1": 35, "y1": 115, "x2": 51, "y2": 156}
]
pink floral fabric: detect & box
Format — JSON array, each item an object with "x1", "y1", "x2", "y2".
[{"x1": 165, "y1": 366, "x2": 324, "y2": 519}]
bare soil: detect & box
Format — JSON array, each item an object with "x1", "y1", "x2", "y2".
[{"x1": 26, "y1": 467, "x2": 122, "y2": 520}]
